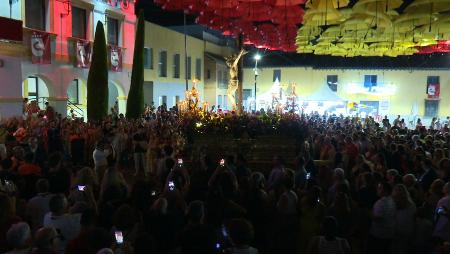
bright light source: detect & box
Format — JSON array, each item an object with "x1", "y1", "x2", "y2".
[{"x1": 254, "y1": 54, "x2": 261, "y2": 61}]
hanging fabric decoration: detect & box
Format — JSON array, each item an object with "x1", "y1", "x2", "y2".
[{"x1": 31, "y1": 31, "x2": 51, "y2": 64}]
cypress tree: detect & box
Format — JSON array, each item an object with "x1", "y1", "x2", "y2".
[
  {"x1": 87, "y1": 21, "x2": 109, "y2": 121},
  {"x1": 126, "y1": 10, "x2": 145, "y2": 119}
]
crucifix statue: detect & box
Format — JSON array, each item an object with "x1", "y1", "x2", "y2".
[{"x1": 225, "y1": 49, "x2": 247, "y2": 110}]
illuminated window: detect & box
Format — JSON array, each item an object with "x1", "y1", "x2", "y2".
[
  {"x1": 72, "y1": 6, "x2": 86, "y2": 39},
  {"x1": 25, "y1": 0, "x2": 45, "y2": 30},
  {"x1": 173, "y1": 54, "x2": 180, "y2": 78}
]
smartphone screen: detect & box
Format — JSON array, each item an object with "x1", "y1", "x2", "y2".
[
  {"x1": 115, "y1": 231, "x2": 123, "y2": 244},
  {"x1": 77, "y1": 185, "x2": 86, "y2": 191},
  {"x1": 151, "y1": 190, "x2": 156, "y2": 196},
  {"x1": 168, "y1": 181, "x2": 175, "y2": 191},
  {"x1": 306, "y1": 173, "x2": 311, "y2": 180},
  {"x1": 220, "y1": 159, "x2": 225, "y2": 166}
]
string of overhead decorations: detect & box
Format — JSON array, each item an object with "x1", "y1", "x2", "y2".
[{"x1": 152, "y1": 0, "x2": 450, "y2": 57}]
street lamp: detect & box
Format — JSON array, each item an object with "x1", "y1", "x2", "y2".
[{"x1": 253, "y1": 54, "x2": 261, "y2": 112}]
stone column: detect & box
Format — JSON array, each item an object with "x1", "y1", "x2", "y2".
[
  {"x1": 0, "y1": 97, "x2": 24, "y2": 120},
  {"x1": 0, "y1": 44, "x2": 24, "y2": 119},
  {"x1": 47, "y1": 97, "x2": 68, "y2": 117}
]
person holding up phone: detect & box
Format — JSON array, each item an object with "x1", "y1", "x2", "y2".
[{"x1": 208, "y1": 158, "x2": 238, "y2": 191}]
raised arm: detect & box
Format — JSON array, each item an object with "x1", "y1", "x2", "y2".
[{"x1": 233, "y1": 49, "x2": 247, "y2": 67}]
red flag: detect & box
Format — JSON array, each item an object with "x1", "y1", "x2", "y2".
[
  {"x1": 31, "y1": 31, "x2": 51, "y2": 64},
  {"x1": 110, "y1": 45, "x2": 122, "y2": 72},
  {"x1": 75, "y1": 39, "x2": 92, "y2": 68}
]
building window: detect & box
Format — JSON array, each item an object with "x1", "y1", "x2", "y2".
[
  {"x1": 223, "y1": 70, "x2": 228, "y2": 87},
  {"x1": 223, "y1": 95, "x2": 228, "y2": 109},
  {"x1": 243, "y1": 89, "x2": 252, "y2": 101},
  {"x1": 173, "y1": 54, "x2": 180, "y2": 78},
  {"x1": 273, "y1": 69, "x2": 281, "y2": 82},
  {"x1": 364, "y1": 75, "x2": 377, "y2": 88},
  {"x1": 25, "y1": 0, "x2": 45, "y2": 30},
  {"x1": 72, "y1": 6, "x2": 86, "y2": 39},
  {"x1": 217, "y1": 95, "x2": 222, "y2": 108},
  {"x1": 144, "y1": 48, "x2": 153, "y2": 69},
  {"x1": 107, "y1": 17, "x2": 119, "y2": 45},
  {"x1": 161, "y1": 95, "x2": 167, "y2": 106},
  {"x1": 207, "y1": 69, "x2": 211, "y2": 80},
  {"x1": 217, "y1": 70, "x2": 222, "y2": 88},
  {"x1": 327, "y1": 75, "x2": 338, "y2": 92},
  {"x1": 27, "y1": 76, "x2": 39, "y2": 101},
  {"x1": 427, "y1": 76, "x2": 440, "y2": 85},
  {"x1": 175, "y1": 96, "x2": 180, "y2": 107},
  {"x1": 425, "y1": 99, "x2": 439, "y2": 117},
  {"x1": 195, "y1": 58, "x2": 202, "y2": 80},
  {"x1": 67, "y1": 79, "x2": 80, "y2": 104},
  {"x1": 187, "y1": 57, "x2": 192, "y2": 80},
  {"x1": 158, "y1": 50, "x2": 167, "y2": 77}
]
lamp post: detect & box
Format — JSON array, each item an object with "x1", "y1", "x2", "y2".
[{"x1": 253, "y1": 53, "x2": 261, "y2": 112}]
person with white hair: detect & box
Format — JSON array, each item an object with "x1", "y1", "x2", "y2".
[{"x1": 5, "y1": 222, "x2": 32, "y2": 254}]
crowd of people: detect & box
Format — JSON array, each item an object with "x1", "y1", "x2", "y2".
[{"x1": 0, "y1": 103, "x2": 450, "y2": 254}]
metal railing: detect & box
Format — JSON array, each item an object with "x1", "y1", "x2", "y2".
[{"x1": 67, "y1": 100, "x2": 84, "y2": 119}]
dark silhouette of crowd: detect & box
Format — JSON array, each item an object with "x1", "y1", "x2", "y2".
[{"x1": 1, "y1": 107, "x2": 450, "y2": 254}]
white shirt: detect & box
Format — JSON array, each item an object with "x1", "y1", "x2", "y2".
[
  {"x1": 370, "y1": 196, "x2": 396, "y2": 239},
  {"x1": 433, "y1": 196, "x2": 450, "y2": 240},
  {"x1": 93, "y1": 149, "x2": 110, "y2": 167},
  {"x1": 43, "y1": 212, "x2": 81, "y2": 254},
  {"x1": 26, "y1": 193, "x2": 52, "y2": 232}
]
